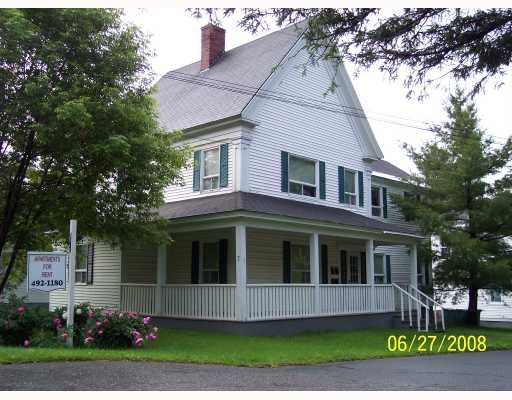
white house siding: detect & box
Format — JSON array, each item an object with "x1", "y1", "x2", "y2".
[
  {"x1": 167, "y1": 229, "x2": 236, "y2": 284},
  {"x1": 374, "y1": 245, "x2": 411, "y2": 286},
  {"x1": 441, "y1": 290, "x2": 512, "y2": 321},
  {"x1": 243, "y1": 42, "x2": 372, "y2": 217},
  {"x1": 163, "y1": 125, "x2": 240, "y2": 203},
  {"x1": 49, "y1": 242, "x2": 122, "y2": 310},
  {"x1": 121, "y1": 243, "x2": 158, "y2": 284}
]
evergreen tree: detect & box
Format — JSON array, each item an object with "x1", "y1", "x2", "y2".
[{"x1": 394, "y1": 90, "x2": 512, "y2": 324}]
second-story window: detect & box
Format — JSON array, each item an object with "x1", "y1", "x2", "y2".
[
  {"x1": 289, "y1": 155, "x2": 316, "y2": 197},
  {"x1": 371, "y1": 186, "x2": 383, "y2": 217},
  {"x1": 344, "y1": 169, "x2": 357, "y2": 205},
  {"x1": 202, "y1": 147, "x2": 220, "y2": 190}
]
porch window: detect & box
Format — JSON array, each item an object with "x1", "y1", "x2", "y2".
[
  {"x1": 371, "y1": 186, "x2": 383, "y2": 217},
  {"x1": 344, "y1": 170, "x2": 357, "y2": 205},
  {"x1": 75, "y1": 244, "x2": 88, "y2": 283},
  {"x1": 348, "y1": 254, "x2": 360, "y2": 283},
  {"x1": 291, "y1": 244, "x2": 310, "y2": 283},
  {"x1": 374, "y1": 254, "x2": 385, "y2": 284},
  {"x1": 289, "y1": 155, "x2": 316, "y2": 197},
  {"x1": 202, "y1": 147, "x2": 220, "y2": 190},
  {"x1": 202, "y1": 242, "x2": 219, "y2": 283}
]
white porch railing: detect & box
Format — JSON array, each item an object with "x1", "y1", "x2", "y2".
[
  {"x1": 246, "y1": 284, "x2": 315, "y2": 320},
  {"x1": 120, "y1": 284, "x2": 157, "y2": 315},
  {"x1": 320, "y1": 284, "x2": 372, "y2": 315},
  {"x1": 120, "y1": 283, "x2": 396, "y2": 321},
  {"x1": 162, "y1": 284, "x2": 236, "y2": 320}
]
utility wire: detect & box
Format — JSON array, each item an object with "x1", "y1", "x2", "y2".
[{"x1": 161, "y1": 70, "x2": 511, "y2": 145}]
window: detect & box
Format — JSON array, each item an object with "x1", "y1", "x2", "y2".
[
  {"x1": 440, "y1": 240, "x2": 450, "y2": 258},
  {"x1": 289, "y1": 155, "x2": 316, "y2": 197},
  {"x1": 202, "y1": 147, "x2": 220, "y2": 190},
  {"x1": 349, "y1": 254, "x2": 360, "y2": 283},
  {"x1": 417, "y1": 262, "x2": 424, "y2": 286},
  {"x1": 202, "y1": 242, "x2": 219, "y2": 283},
  {"x1": 374, "y1": 254, "x2": 385, "y2": 284},
  {"x1": 75, "y1": 244, "x2": 88, "y2": 283},
  {"x1": 371, "y1": 186, "x2": 383, "y2": 217},
  {"x1": 344, "y1": 170, "x2": 357, "y2": 205},
  {"x1": 489, "y1": 289, "x2": 502, "y2": 303},
  {"x1": 291, "y1": 244, "x2": 310, "y2": 283}
]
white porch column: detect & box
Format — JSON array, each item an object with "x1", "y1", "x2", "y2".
[
  {"x1": 365, "y1": 239, "x2": 375, "y2": 312},
  {"x1": 310, "y1": 232, "x2": 320, "y2": 315},
  {"x1": 410, "y1": 244, "x2": 418, "y2": 288},
  {"x1": 155, "y1": 244, "x2": 167, "y2": 316},
  {"x1": 235, "y1": 224, "x2": 247, "y2": 321}
]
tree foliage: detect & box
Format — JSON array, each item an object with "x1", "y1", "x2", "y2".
[
  {"x1": 393, "y1": 90, "x2": 512, "y2": 324},
  {"x1": 192, "y1": 8, "x2": 512, "y2": 97},
  {"x1": 0, "y1": 9, "x2": 188, "y2": 293}
]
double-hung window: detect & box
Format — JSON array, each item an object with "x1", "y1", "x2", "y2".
[
  {"x1": 344, "y1": 169, "x2": 357, "y2": 205},
  {"x1": 75, "y1": 244, "x2": 88, "y2": 283},
  {"x1": 371, "y1": 186, "x2": 383, "y2": 217},
  {"x1": 202, "y1": 242, "x2": 219, "y2": 283},
  {"x1": 374, "y1": 254, "x2": 385, "y2": 284},
  {"x1": 202, "y1": 147, "x2": 220, "y2": 190},
  {"x1": 291, "y1": 244, "x2": 310, "y2": 283},
  {"x1": 289, "y1": 155, "x2": 316, "y2": 197},
  {"x1": 489, "y1": 289, "x2": 502, "y2": 303}
]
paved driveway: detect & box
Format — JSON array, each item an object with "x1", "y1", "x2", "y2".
[{"x1": 1, "y1": 351, "x2": 511, "y2": 390}]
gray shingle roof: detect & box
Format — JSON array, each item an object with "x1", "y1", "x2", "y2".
[
  {"x1": 153, "y1": 24, "x2": 305, "y2": 132},
  {"x1": 372, "y1": 160, "x2": 409, "y2": 179},
  {"x1": 158, "y1": 191, "x2": 420, "y2": 237}
]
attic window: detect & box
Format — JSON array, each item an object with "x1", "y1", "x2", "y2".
[{"x1": 202, "y1": 147, "x2": 220, "y2": 190}]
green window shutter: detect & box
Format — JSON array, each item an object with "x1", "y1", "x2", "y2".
[
  {"x1": 218, "y1": 239, "x2": 228, "y2": 284},
  {"x1": 219, "y1": 144, "x2": 229, "y2": 188},
  {"x1": 321, "y1": 244, "x2": 328, "y2": 284},
  {"x1": 283, "y1": 241, "x2": 291, "y2": 283},
  {"x1": 360, "y1": 252, "x2": 367, "y2": 284},
  {"x1": 193, "y1": 151, "x2": 201, "y2": 192},
  {"x1": 319, "y1": 161, "x2": 326, "y2": 200},
  {"x1": 338, "y1": 166, "x2": 345, "y2": 203},
  {"x1": 340, "y1": 250, "x2": 347, "y2": 283},
  {"x1": 358, "y1": 170, "x2": 364, "y2": 207},
  {"x1": 382, "y1": 187, "x2": 388, "y2": 218},
  {"x1": 386, "y1": 255, "x2": 392, "y2": 284},
  {"x1": 86, "y1": 243, "x2": 94, "y2": 285},
  {"x1": 281, "y1": 151, "x2": 289, "y2": 192},
  {"x1": 191, "y1": 241, "x2": 200, "y2": 284}
]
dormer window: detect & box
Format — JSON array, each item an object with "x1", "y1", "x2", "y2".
[
  {"x1": 202, "y1": 147, "x2": 220, "y2": 190},
  {"x1": 289, "y1": 155, "x2": 316, "y2": 197},
  {"x1": 344, "y1": 169, "x2": 357, "y2": 205}
]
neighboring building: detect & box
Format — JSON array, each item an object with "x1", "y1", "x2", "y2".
[
  {"x1": 0, "y1": 276, "x2": 49, "y2": 307},
  {"x1": 50, "y1": 22, "x2": 434, "y2": 334}
]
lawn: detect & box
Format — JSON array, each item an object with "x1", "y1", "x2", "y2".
[{"x1": 1, "y1": 327, "x2": 511, "y2": 367}]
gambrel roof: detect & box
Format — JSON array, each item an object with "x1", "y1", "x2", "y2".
[{"x1": 154, "y1": 24, "x2": 305, "y2": 132}]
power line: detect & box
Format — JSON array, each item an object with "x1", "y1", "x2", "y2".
[{"x1": 161, "y1": 70, "x2": 511, "y2": 145}]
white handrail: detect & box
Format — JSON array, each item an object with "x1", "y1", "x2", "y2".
[
  {"x1": 392, "y1": 283, "x2": 430, "y2": 332},
  {"x1": 409, "y1": 285, "x2": 446, "y2": 331}
]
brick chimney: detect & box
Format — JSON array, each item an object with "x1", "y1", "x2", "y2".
[{"x1": 201, "y1": 24, "x2": 225, "y2": 71}]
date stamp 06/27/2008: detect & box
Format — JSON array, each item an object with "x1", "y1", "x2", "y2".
[{"x1": 387, "y1": 335, "x2": 487, "y2": 353}]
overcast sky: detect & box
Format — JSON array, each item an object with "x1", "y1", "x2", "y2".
[{"x1": 123, "y1": 8, "x2": 512, "y2": 173}]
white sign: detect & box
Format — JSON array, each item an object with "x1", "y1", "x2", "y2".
[{"x1": 27, "y1": 251, "x2": 67, "y2": 292}]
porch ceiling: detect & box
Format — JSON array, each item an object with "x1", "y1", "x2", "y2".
[{"x1": 159, "y1": 192, "x2": 422, "y2": 239}]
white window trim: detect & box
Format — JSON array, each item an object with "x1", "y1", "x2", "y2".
[
  {"x1": 200, "y1": 241, "x2": 220, "y2": 284},
  {"x1": 373, "y1": 253, "x2": 386, "y2": 284},
  {"x1": 371, "y1": 186, "x2": 383, "y2": 217},
  {"x1": 288, "y1": 154, "x2": 318, "y2": 198},
  {"x1": 344, "y1": 168, "x2": 358, "y2": 207},
  {"x1": 201, "y1": 146, "x2": 221, "y2": 192},
  {"x1": 75, "y1": 243, "x2": 88, "y2": 285}
]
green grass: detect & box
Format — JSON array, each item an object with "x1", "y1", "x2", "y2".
[{"x1": 1, "y1": 327, "x2": 511, "y2": 367}]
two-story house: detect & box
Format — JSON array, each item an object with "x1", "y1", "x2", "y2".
[{"x1": 50, "y1": 22, "x2": 440, "y2": 334}]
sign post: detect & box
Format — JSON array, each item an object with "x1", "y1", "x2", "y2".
[{"x1": 66, "y1": 219, "x2": 77, "y2": 347}]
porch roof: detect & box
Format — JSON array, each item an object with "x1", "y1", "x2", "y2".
[{"x1": 159, "y1": 192, "x2": 422, "y2": 237}]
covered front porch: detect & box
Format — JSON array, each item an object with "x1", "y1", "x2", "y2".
[{"x1": 119, "y1": 215, "x2": 421, "y2": 322}]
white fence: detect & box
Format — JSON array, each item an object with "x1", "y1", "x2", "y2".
[
  {"x1": 246, "y1": 284, "x2": 316, "y2": 320},
  {"x1": 120, "y1": 283, "x2": 395, "y2": 321}
]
